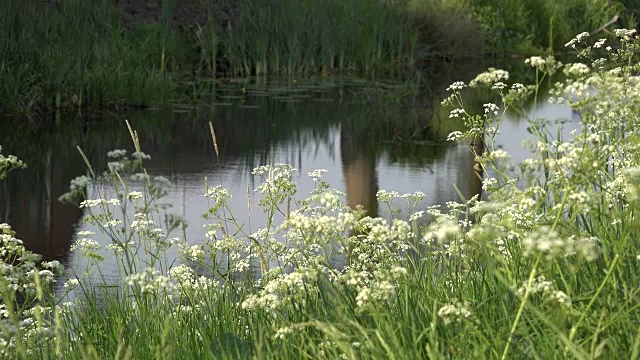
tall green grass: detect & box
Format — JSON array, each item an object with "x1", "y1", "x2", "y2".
[
  {"x1": 221, "y1": 0, "x2": 411, "y2": 76},
  {"x1": 202, "y1": 0, "x2": 632, "y2": 77},
  {"x1": 214, "y1": 0, "x2": 481, "y2": 77},
  {"x1": 468, "y1": 0, "x2": 627, "y2": 56},
  {"x1": 2, "y1": 0, "x2": 633, "y2": 114},
  {"x1": 620, "y1": 0, "x2": 640, "y2": 22},
  {"x1": 0, "y1": 0, "x2": 188, "y2": 113}
]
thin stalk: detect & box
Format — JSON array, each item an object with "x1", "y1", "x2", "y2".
[{"x1": 501, "y1": 254, "x2": 542, "y2": 360}]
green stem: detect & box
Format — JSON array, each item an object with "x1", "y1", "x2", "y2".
[
  {"x1": 568, "y1": 254, "x2": 620, "y2": 343},
  {"x1": 552, "y1": 190, "x2": 570, "y2": 231},
  {"x1": 501, "y1": 254, "x2": 542, "y2": 360}
]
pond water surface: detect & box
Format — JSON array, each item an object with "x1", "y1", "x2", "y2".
[{"x1": 0, "y1": 72, "x2": 578, "y2": 291}]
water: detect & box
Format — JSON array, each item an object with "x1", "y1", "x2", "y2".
[{"x1": 0, "y1": 74, "x2": 578, "y2": 291}]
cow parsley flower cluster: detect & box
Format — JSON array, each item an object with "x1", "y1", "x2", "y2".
[
  {"x1": 437, "y1": 301, "x2": 473, "y2": 325},
  {"x1": 0, "y1": 146, "x2": 26, "y2": 181},
  {"x1": 469, "y1": 68, "x2": 509, "y2": 87},
  {"x1": 0, "y1": 224, "x2": 62, "y2": 354},
  {"x1": 252, "y1": 164, "x2": 297, "y2": 208},
  {"x1": 564, "y1": 31, "x2": 589, "y2": 48},
  {"x1": 241, "y1": 268, "x2": 318, "y2": 311},
  {"x1": 517, "y1": 276, "x2": 572, "y2": 308},
  {"x1": 522, "y1": 226, "x2": 600, "y2": 261},
  {"x1": 125, "y1": 267, "x2": 172, "y2": 294}
]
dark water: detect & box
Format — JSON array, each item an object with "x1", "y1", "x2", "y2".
[{"x1": 0, "y1": 73, "x2": 578, "y2": 287}]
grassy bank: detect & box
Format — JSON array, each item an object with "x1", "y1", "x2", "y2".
[
  {"x1": 214, "y1": 0, "x2": 633, "y2": 76},
  {"x1": 469, "y1": 0, "x2": 629, "y2": 57},
  {"x1": 0, "y1": 0, "x2": 635, "y2": 113},
  {"x1": 216, "y1": 0, "x2": 483, "y2": 77},
  {"x1": 2, "y1": 31, "x2": 640, "y2": 358},
  {"x1": 0, "y1": 0, "x2": 188, "y2": 114},
  {"x1": 0, "y1": 0, "x2": 482, "y2": 113}
]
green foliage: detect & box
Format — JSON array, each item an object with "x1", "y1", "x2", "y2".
[
  {"x1": 0, "y1": 0, "x2": 189, "y2": 113},
  {"x1": 220, "y1": 0, "x2": 410, "y2": 76},
  {"x1": 620, "y1": 0, "x2": 640, "y2": 22},
  {"x1": 214, "y1": 0, "x2": 481, "y2": 77},
  {"x1": 2, "y1": 0, "x2": 637, "y2": 114},
  {"x1": 468, "y1": 0, "x2": 626, "y2": 57}
]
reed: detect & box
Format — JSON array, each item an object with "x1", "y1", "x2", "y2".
[
  {"x1": 207, "y1": 0, "x2": 628, "y2": 77},
  {"x1": 468, "y1": 0, "x2": 626, "y2": 57},
  {"x1": 2, "y1": 0, "x2": 631, "y2": 114},
  {"x1": 0, "y1": 0, "x2": 187, "y2": 113},
  {"x1": 218, "y1": 0, "x2": 477, "y2": 77}
]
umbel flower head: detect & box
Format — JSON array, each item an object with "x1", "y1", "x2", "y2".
[
  {"x1": 0, "y1": 146, "x2": 26, "y2": 179},
  {"x1": 469, "y1": 68, "x2": 509, "y2": 87}
]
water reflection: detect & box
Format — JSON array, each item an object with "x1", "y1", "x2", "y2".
[
  {"x1": 494, "y1": 96, "x2": 582, "y2": 163},
  {"x1": 341, "y1": 123, "x2": 378, "y2": 217},
  {"x1": 1, "y1": 70, "x2": 579, "y2": 289},
  {"x1": 0, "y1": 126, "x2": 85, "y2": 265}
]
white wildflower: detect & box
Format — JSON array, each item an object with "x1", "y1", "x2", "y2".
[
  {"x1": 126, "y1": 268, "x2": 172, "y2": 294},
  {"x1": 447, "y1": 131, "x2": 463, "y2": 142},
  {"x1": 308, "y1": 169, "x2": 328, "y2": 181},
  {"x1": 128, "y1": 191, "x2": 144, "y2": 200},
  {"x1": 525, "y1": 56, "x2": 546, "y2": 68},
  {"x1": 423, "y1": 218, "x2": 461, "y2": 245},
  {"x1": 409, "y1": 210, "x2": 425, "y2": 221},
  {"x1": 104, "y1": 220, "x2": 123, "y2": 228},
  {"x1": 132, "y1": 151, "x2": 151, "y2": 160},
  {"x1": 489, "y1": 149, "x2": 510, "y2": 159},
  {"x1": 108, "y1": 162, "x2": 125, "y2": 173},
  {"x1": 273, "y1": 327, "x2": 294, "y2": 340},
  {"x1": 42, "y1": 260, "x2": 63, "y2": 272},
  {"x1": 437, "y1": 302, "x2": 473, "y2": 325},
  {"x1": 401, "y1": 191, "x2": 425, "y2": 202},
  {"x1": 593, "y1": 38, "x2": 606, "y2": 48},
  {"x1": 564, "y1": 63, "x2": 590, "y2": 77},
  {"x1": 181, "y1": 244, "x2": 205, "y2": 262},
  {"x1": 550, "y1": 290, "x2": 571, "y2": 307},
  {"x1": 107, "y1": 149, "x2": 127, "y2": 159},
  {"x1": 68, "y1": 175, "x2": 91, "y2": 191},
  {"x1": 469, "y1": 68, "x2": 509, "y2": 87},
  {"x1": 483, "y1": 103, "x2": 500, "y2": 116},
  {"x1": 64, "y1": 279, "x2": 80, "y2": 289},
  {"x1": 492, "y1": 82, "x2": 507, "y2": 90},
  {"x1": 446, "y1": 81, "x2": 466, "y2": 91},
  {"x1": 614, "y1": 28, "x2": 637, "y2": 41},
  {"x1": 376, "y1": 190, "x2": 399, "y2": 202},
  {"x1": 71, "y1": 238, "x2": 100, "y2": 252},
  {"x1": 565, "y1": 32, "x2": 590, "y2": 48},
  {"x1": 517, "y1": 276, "x2": 553, "y2": 297},
  {"x1": 449, "y1": 108, "x2": 465, "y2": 118},
  {"x1": 153, "y1": 176, "x2": 171, "y2": 187}
]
